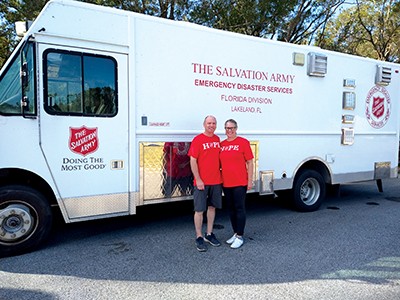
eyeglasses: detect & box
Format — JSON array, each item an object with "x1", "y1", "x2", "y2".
[{"x1": 225, "y1": 127, "x2": 236, "y2": 131}]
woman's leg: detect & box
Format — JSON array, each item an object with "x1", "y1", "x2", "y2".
[
  {"x1": 232, "y1": 186, "x2": 247, "y2": 236},
  {"x1": 223, "y1": 187, "x2": 237, "y2": 233}
]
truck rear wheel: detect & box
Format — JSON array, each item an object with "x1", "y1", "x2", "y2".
[
  {"x1": 0, "y1": 185, "x2": 53, "y2": 257},
  {"x1": 292, "y1": 170, "x2": 325, "y2": 212}
]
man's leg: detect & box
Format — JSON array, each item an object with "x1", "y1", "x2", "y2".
[
  {"x1": 194, "y1": 211, "x2": 204, "y2": 238},
  {"x1": 204, "y1": 206, "x2": 221, "y2": 246},
  {"x1": 206, "y1": 206, "x2": 215, "y2": 234}
]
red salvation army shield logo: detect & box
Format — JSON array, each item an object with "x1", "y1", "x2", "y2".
[
  {"x1": 69, "y1": 126, "x2": 99, "y2": 156},
  {"x1": 365, "y1": 85, "x2": 391, "y2": 129},
  {"x1": 372, "y1": 96, "x2": 384, "y2": 118}
]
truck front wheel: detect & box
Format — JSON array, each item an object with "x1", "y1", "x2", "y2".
[
  {"x1": 0, "y1": 185, "x2": 53, "y2": 257},
  {"x1": 292, "y1": 170, "x2": 325, "y2": 212}
]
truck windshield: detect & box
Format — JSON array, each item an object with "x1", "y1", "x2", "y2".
[{"x1": 0, "y1": 42, "x2": 35, "y2": 115}]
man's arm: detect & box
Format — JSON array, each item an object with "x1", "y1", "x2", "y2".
[
  {"x1": 246, "y1": 159, "x2": 254, "y2": 190},
  {"x1": 190, "y1": 156, "x2": 204, "y2": 190}
]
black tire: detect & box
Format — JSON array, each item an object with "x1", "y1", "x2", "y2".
[
  {"x1": 292, "y1": 170, "x2": 325, "y2": 212},
  {"x1": 0, "y1": 185, "x2": 53, "y2": 257}
]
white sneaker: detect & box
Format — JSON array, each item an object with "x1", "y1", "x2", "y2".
[
  {"x1": 226, "y1": 234, "x2": 237, "y2": 244},
  {"x1": 230, "y1": 236, "x2": 244, "y2": 249}
]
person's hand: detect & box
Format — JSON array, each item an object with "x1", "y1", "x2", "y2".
[
  {"x1": 247, "y1": 179, "x2": 253, "y2": 190},
  {"x1": 196, "y1": 179, "x2": 205, "y2": 190}
]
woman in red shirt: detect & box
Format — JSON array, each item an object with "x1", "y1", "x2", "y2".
[{"x1": 220, "y1": 119, "x2": 254, "y2": 249}]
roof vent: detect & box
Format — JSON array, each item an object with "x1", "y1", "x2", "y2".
[
  {"x1": 307, "y1": 52, "x2": 327, "y2": 77},
  {"x1": 375, "y1": 65, "x2": 391, "y2": 86}
]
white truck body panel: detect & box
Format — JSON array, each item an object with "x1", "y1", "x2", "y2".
[{"x1": 1, "y1": 0, "x2": 399, "y2": 226}]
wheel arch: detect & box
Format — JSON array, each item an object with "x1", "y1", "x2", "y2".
[
  {"x1": 293, "y1": 157, "x2": 332, "y2": 186},
  {"x1": 0, "y1": 168, "x2": 57, "y2": 207}
]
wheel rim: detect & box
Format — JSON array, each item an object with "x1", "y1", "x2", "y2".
[
  {"x1": 0, "y1": 203, "x2": 35, "y2": 243},
  {"x1": 299, "y1": 178, "x2": 320, "y2": 206}
]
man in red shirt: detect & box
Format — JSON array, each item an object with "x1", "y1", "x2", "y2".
[{"x1": 189, "y1": 115, "x2": 222, "y2": 252}]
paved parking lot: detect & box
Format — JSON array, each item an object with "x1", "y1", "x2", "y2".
[{"x1": 1, "y1": 178, "x2": 400, "y2": 299}]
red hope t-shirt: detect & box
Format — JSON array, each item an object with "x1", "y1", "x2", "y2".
[
  {"x1": 188, "y1": 133, "x2": 221, "y2": 186},
  {"x1": 220, "y1": 136, "x2": 254, "y2": 187}
]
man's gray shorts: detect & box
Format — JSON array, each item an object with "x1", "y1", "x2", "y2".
[{"x1": 193, "y1": 184, "x2": 222, "y2": 212}]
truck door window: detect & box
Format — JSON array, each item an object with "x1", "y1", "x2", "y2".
[
  {"x1": 44, "y1": 50, "x2": 117, "y2": 117},
  {"x1": 0, "y1": 42, "x2": 35, "y2": 116}
]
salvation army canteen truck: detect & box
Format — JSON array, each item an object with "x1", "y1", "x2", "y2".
[{"x1": 1, "y1": 0, "x2": 399, "y2": 256}]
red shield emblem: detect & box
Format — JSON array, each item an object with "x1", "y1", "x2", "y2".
[
  {"x1": 69, "y1": 126, "x2": 99, "y2": 156},
  {"x1": 365, "y1": 85, "x2": 391, "y2": 129},
  {"x1": 372, "y1": 96, "x2": 384, "y2": 118}
]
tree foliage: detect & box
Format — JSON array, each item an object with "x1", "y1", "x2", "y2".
[
  {"x1": 1, "y1": 0, "x2": 400, "y2": 68},
  {"x1": 82, "y1": 0, "x2": 190, "y2": 19},
  {"x1": 187, "y1": 0, "x2": 295, "y2": 38},
  {"x1": 0, "y1": 0, "x2": 48, "y2": 66},
  {"x1": 278, "y1": 0, "x2": 345, "y2": 44},
  {"x1": 318, "y1": 0, "x2": 400, "y2": 62},
  {"x1": 0, "y1": 0, "x2": 194, "y2": 66},
  {"x1": 186, "y1": 0, "x2": 346, "y2": 44}
]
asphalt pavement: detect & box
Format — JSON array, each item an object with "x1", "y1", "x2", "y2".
[{"x1": 1, "y1": 178, "x2": 400, "y2": 299}]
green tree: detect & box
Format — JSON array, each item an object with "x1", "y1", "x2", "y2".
[
  {"x1": 278, "y1": 0, "x2": 346, "y2": 44},
  {"x1": 0, "y1": 0, "x2": 191, "y2": 67},
  {"x1": 187, "y1": 0, "x2": 346, "y2": 45},
  {"x1": 187, "y1": 0, "x2": 296, "y2": 38},
  {"x1": 0, "y1": 0, "x2": 49, "y2": 66},
  {"x1": 0, "y1": 25, "x2": 14, "y2": 67},
  {"x1": 318, "y1": 0, "x2": 400, "y2": 62},
  {"x1": 79, "y1": 0, "x2": 190, "y2": 19},
  {"x1": 1, "y1": 0, "x2": 396, "y2": 67}
]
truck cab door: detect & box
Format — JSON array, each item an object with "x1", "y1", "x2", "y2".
[{"x1": 38, "y1": 44, "x2": 129, "y2": 221}]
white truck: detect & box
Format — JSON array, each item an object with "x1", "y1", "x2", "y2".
[{"x1": 1, "y1": 0, "x2": 399, "y2": 256}]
